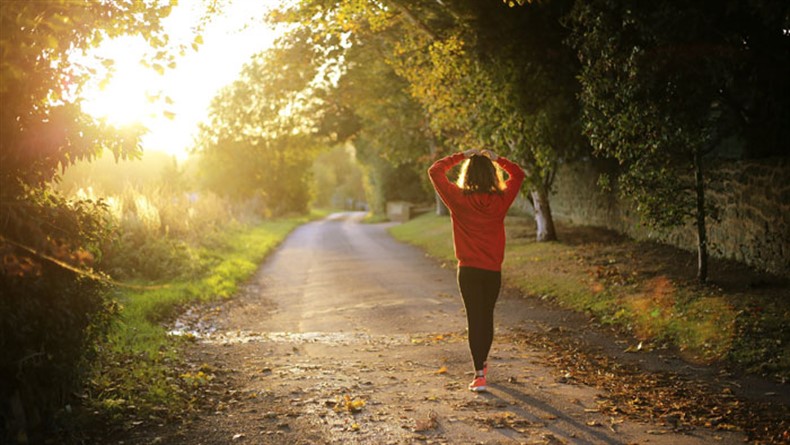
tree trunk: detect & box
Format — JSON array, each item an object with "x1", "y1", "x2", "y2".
[
  {"x1": 435, "y1": 192, "x2": 449, "y2": 216},
  {"x1": 530, "y1": 185, "x2": 557, "y2": 242},
  {"x1": 425, "y1": 124, "x2": 447, "y2": 216},
  {"x1": 694, "y1": 150, "x2": 708, "y2": 283}
]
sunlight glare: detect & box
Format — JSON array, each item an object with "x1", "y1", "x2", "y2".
[
  {"x1": 80, "y1": 36, "x2": 161, "y2": 128},
  {"x1": 79, "y1": 1, "x2": 282, "y2": 160}
]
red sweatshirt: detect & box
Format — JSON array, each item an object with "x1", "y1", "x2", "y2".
[{"x1": 428, "y1": 153, "x2": 526, "y2": 272}]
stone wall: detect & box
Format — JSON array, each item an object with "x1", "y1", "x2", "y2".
[{"x1": 548, "y1": 157, "x2": 790, "y2": 277}]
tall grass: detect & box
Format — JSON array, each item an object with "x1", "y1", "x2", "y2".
[{"x1": 74, "y1": 185, "x2": 250, "y2": 281}]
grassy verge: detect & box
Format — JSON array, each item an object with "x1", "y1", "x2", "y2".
[
  {"x1": 86, "y1": 214, "x2": 318, "y2": 423},
  {"x1": 390, "y1": 213, "x2": 790, "y2": 382}
]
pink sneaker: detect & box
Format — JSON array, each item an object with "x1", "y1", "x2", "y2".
[{"x1": 468, "y1": 376, "x2": 487, "y2": 392}]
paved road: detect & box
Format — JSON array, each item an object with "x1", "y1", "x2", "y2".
[
  {"x1": 229, "y1": 211, "x2": 461, "y2": 335},
  {"x1": 150, "y1": 212, "x2": 747, "y2": 444}
]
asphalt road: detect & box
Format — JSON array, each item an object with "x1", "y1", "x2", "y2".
[
  {"x1": 137, "y1": 212, "x2": 749, "y2": 444},
  {"x1": 229, "y1": 211, "x2": 462, "y2": 335}
]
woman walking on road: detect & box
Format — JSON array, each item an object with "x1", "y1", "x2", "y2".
[{"x1": 428, "y1": 148, "x2": 525, "y2": 392}]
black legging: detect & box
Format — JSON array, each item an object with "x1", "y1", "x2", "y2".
[{"x1": 457, "y1": 266, "x2": 502, "y2": 371}]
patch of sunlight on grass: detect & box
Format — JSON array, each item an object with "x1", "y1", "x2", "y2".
[
  {"x1": 671, "y1": 296, "x2": 737, "y2": 363},
  {"x1": 624, "y1": 276, "x2": 677, "y2": 340},
  {"x1": 504, "y1": 239, "x2": 598, "y2": 313}
]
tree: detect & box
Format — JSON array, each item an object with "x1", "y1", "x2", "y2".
[
  {"x1": 311, "y1": 144, "x2": 367, "y2": 209},
  {"x1": 569, "y1": 0, "x2": 790, "y2": 282},
  {"x1": 323, "y1": 26, "x2": 435, "y2": 215},
  {"x1": 1, "y1": 1, "x2": 176, "y2": 190},
  {"x1": 0, "y1": 0, "x2": 176, "y2": 439},
  {"x1": 279, "y1": 0, "x2": 587, "y2": 240},
  {"x1": 385, "y1": 1, "x2": 586, "y2": 240},
  {"x1": 1, "y1": 1, "x2": 181, "y2": 274},
  {"x1": 269, "y1": 1, "x2": 439, "y2": 216},
  {"x1": 195, "y1": 27, "x2": 325, "y2": 215}
]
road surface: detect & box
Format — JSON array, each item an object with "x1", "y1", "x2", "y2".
[{"x1": 131, "y1": 212, "x2": 751, "y2": 444}]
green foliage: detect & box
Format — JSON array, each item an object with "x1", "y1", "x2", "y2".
[
  {"x1": 104, "y1": 233, "x2": 200, "y2": 282},
  {"x1": 1, "y1": 271, "x2": 117, "y2": 437},
  {"x1": 570, "y1": 0, "x2": 710, "y2": 227},
  {"x1": 321, "y1": 23, "x2": 435, "y2": 213},
  {"x1": 275, "y1": 0, "x2": 586, "y2": 237},
  {"x1": 0, "y1": 187, "x2": 117, "y2": 442},
  {"x1": 390, "y1": 2, "x2": 586, "y2": 189},
  {"x1": 568, "y1": 0, "x2": 790, "y2": 280},
  {"x1": 570, "y1": 0, "x2": 790, "y2": 162},
  {"x1": 311, "y1": 145, "x2": 367, "y2": 209},
  {"x1": 1, "y1": 0, "x2": 174, "y2": 189},
  {"x1": 0, "y1": 2, "x2": 182, "y2": 438},
  {"x1": 364, "y1": 154, "x2": 429, "y2": 215},
  {"x1": 195, "y1": 27, "x2": 324, "y2": 215},
  {"x1": 60, "y1": 156, "x2": 239, "y2": 283},
  {"x1": 97, "y1": 186, "x2": 233, "y2": 282},
  {"x1": 269, "y1": 4, "x2": 438, "y2": 214}
]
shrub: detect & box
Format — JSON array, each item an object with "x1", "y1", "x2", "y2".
[
  {"x1": 0, "y1": 188, "x2": 116, "y2": 443},
  {"x1": 86, "y1": 186, "x2": 238, "y2": 282}
]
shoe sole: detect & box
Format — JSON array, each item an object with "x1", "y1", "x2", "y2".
[{"x1": 468, "y1": 385, "x2": 487, "y2": 392}]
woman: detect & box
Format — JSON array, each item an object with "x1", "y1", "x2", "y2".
[{"x1": 428, "y1": 148, "x2": 525, "y2": 392}]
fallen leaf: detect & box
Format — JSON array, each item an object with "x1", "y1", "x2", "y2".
[
  {"x1": 414, "y1": 411, "x2": 439, "y2": 432},
  {"x1": 334, "y1": 395, "x2": 366, "y2": 413},
  {"x1": 624, "y1": 341, "x2": 643, "y2": 353}
]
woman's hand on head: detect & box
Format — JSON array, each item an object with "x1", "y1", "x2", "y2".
[
  {"x1": 463, "y1": 148, "x2": 481, "y2": 158},
  {"x1": 481, "y1": 149, "x2": 499, "y2": 161}
]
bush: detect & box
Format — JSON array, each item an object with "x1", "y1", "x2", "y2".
[
  {"x1": 0, "y1": 188, "x2": 116, "y2": 443},
  {"x1": 83, "y1": 186, "x2": 237, "y2": 282},
  {"x1": 0, "y1": 271, "x2": 115, "y2": 442},
  {"x1": 0, "y1": 174, "x2": 288, "y2": 442}
]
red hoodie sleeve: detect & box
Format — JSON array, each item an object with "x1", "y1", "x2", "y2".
[
  {"x1": 428, "y1": 152, "x2": 465, "y2": 211},
  {"x1": 496, "y1": 156, "x2": 526, "y2": 208}
]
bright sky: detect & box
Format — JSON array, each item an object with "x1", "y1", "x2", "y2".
[{"x1": 80, "y1": 0, "x2": 282, "y2": 160}]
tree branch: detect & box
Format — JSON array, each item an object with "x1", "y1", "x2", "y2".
[
  {"x1": 386, "y1": 0, "x2": 439, "y2": 41},
  {"x1": 0, "y1": 234, "x2": 167, "y2": 290}
]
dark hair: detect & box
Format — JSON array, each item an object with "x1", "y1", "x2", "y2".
[{"x1": 457, "y1": 155, "x2": 505, "y2": 194}]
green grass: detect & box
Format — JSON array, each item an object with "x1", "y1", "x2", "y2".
[
  {"x1": 89, "y1": 215, "x2": 314, "y2": 418},
  {"x1": 389, "y1": 213, "x2": 789, "y2": 380},
  {"x1": 389, "y1": 212, "x2": 455, "y2": 260}
]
